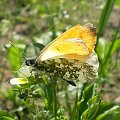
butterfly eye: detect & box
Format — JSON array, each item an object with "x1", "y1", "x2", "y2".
[{"x1": 25, "y1": 59, "x2": 36, "y2": 66}]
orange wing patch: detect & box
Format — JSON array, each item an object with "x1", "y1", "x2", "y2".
[
  {"x1": 55, "y1": 23, "x2": 96, "y2": 49},
  {"x1": 37, "y1": 23, "x2": 96, "y2": 62}
]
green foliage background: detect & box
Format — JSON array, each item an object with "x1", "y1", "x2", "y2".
[{"x1": 0, "y1": 0, "x2": 120, "y2": 120}]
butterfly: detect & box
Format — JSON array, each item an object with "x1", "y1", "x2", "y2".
[{"x1": 10, "y1": 23, "x2": 99, "y2": 86}]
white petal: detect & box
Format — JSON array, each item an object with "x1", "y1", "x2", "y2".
[{"x1": 10, "y1": 78, "x2": 28, "y2": 85}]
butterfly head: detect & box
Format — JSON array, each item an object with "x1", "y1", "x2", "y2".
[{"x1": 25, "y1": 58, "x2": 36, "y2": 66}]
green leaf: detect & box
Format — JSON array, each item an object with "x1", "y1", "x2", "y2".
[
  {"x1": 0, "y1": 116, "x2": 14, "y2": 120},
  {"x1": 111, "y1": 39, "x2": 120, "y2": 54},
  {"x1": 88, "y1": 95, "x2": 99, "y2": 106},
  {"x1": 82, "y1": 100, "x2": 116, "y2": 120},
  {"x1": 95, "y1": 102, "x2": 117, "y2": 118},
  {"x1": 82, "y1": 83, "x2": 96, "y2": 102},
  {"x1": 96, "y1": 106, "x2": 120, "y2": 120},
  {"x1": 81, "y1": 95, "x2": 100, "y2": 120},
  {"x1": 76, "y1": 83, "x2": 96, "y2": 119},
  {"x1": 7, "y1": 40, "x2": 25, "y2": 71},
  {"x1": 0, "y1": 110, "x2": 14, "y2": 119},
  {"x1": 71, "y1": 83, "x2": 120, "y2": 120},
  {"x1": 8, "y1": 46, "x2": 22, "y2": 71}
]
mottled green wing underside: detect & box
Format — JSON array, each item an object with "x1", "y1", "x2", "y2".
[{"x1": 34, "y1": 52, "x2": 99, "y2": 84}]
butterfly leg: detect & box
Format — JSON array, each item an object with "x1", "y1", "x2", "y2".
[
  {"x1": 65, "y1": 80, "x2": 76, "y2": 87},
  {"x1": 30, "y1": 68, "x2": 36, "y2": 75}
]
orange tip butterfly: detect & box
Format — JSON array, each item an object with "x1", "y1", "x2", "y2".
[{"x1": 10, "y1": 23, "x2": 99, "y2": 86}]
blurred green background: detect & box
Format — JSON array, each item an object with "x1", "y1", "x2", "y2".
[{"x1": 0, "y1": 0, "x2": 120, "y2": 120}]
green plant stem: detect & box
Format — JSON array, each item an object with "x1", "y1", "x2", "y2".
[
  {"x1": 97, "y1": 0, "x2": 116, "y2": 38},
  {"x1": 96, "y1": 0, "x2": 116, "y2": 48},
  {"x1": 103, "y1": 21, "x2": 120, "y2": 66},
  {"x1": 100, "y1": 21, "x2": 120, "y2": 78},
  {"x1": 51, "y1": 76, "x2": 57, "y2": 119},
  {"x1": 65, "y1": 90, "x2": 71, "y2": 116},
  {"x1": 70, "y1": 93, "x2": 78, "y2": 120},
  {"x1": 77, "y1": 83, "x2": 87, "y2": 120}
]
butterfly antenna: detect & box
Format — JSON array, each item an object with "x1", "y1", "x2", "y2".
[
  {"x1": 9, "y1": 42, "x2": 20, "y2": 54},
  {"x1": 10, "y1": 42, "x2": 29, "y2": 77},
  {"x1": 9, "y1": 42, "x2": 27, "y2": 61}
]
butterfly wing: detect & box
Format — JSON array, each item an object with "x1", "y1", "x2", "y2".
[
  {"x1": 36, "y1": 23, "x2": 96, "y2": 62},
  {"x1": 38, "y1": 38, "x2": 89, "y2": 62},
  {"x1": 34, "y1": 52, "x2": 99, "y2": 83},
  {"x1": 34, "y1": 23, "x2": 98, "y2": 85}
]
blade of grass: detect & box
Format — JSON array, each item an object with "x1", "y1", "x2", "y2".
[
  {"x1": 64, "y1": 88, "x2": 72, "y2": 116},
  {"x1": 101, "y1": 21, "x2": 120, "y2": 77},
  {"x1": 48, "y1": 16, "x2": 57, "y2": 40},
  {"x1": 103, "y1": 21, "x2": 120, "y2": 67},
  {"x1": 97, "y1": 0, "x2": 116, "y2": 38},
  {"x1": 70, "y1": 93, "x2": 79, "y2": 120},
  {"x1": 51, "y1": 76, "x2": 58, "y2": 119}
]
